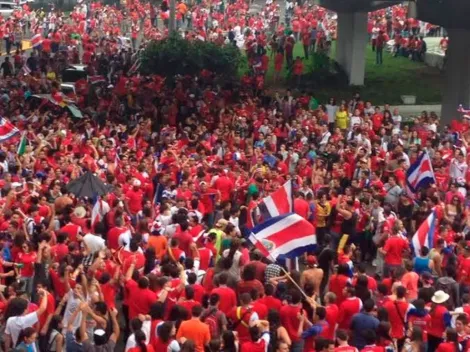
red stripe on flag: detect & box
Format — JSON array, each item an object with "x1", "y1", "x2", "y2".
[
  {"x1": 264, "y1": 219, "x2": 315, "y2": 249},
  {"x1": 270, "y1": 185, "x2": 290, "y2": 214}
]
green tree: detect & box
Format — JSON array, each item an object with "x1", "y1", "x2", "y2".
[{"x1": 140, "y1": 34, "x2": 242, "y2": 83}]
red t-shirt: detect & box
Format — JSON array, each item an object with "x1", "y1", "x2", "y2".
[
  {"x1": 60, "y1": 223, "x2": 82, "y2": 243},
  {"x1": 258, "y1": 296, "x2": 282, "y2": 313},
  {"x1": 294, "y1": 198, "x2": 309, "y2": 219},
  {"x1": 384, "y1": 300, "x2": 411, "y2": 338},
  {"x1": 17, "y1": 251, "x2": 37, "y2": 277},
  {"x1": 173, "y1": 230, "x2": 194, "y2": 256},
  {"x1": 325, "y1": 304, "x2": 339, "y2": 339},
  {"x1": 107, "y1": 226, "x2": 129, "y2": 250},
  {"x1": 125, "y1": 189, "x2": 144, "y2": 214},
  {"x1": 211, "y1": 286, "x2": 237, "y2": 315},
  {"x1": 383, "y1": 236, "x2": 408, "y2": 265},
  {"x1": 335, "y1": 346, "x2": 359, "y2": 352},
  {"x1": 360, "y1": 346, "x2": 384, "y2": 352},
  {"x1": 280, "y1": 305, "x2": 302, "y2": 342},
  {"x1": 38, "y1": 293, "x2": 55, "y2": 329},
  {"x1": 436, "y1": 342, "x2": 457, "y2": 352},
  {"x1": 214, "y1": 176, "x2": 233, "y2": 202},
  {"x1": 338, "y1": 297, "x2": 362, "y2": 330},
  {"x1": 126, "y1": 281, "x2": 156, "y2": 319}
]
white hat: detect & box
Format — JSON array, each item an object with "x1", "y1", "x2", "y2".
[
  {"x1": 73, "y1": 206, "x2": 86, "y2": 219},
  {"x1": 431, "y1": 290, "x2": 450, "y2": 304},
  {"x1": 11, "y1": 182, "x2": 22, "y2": 188},
  {"x1": 133, "y1": 179, "x2": 141, "y2": 187}
]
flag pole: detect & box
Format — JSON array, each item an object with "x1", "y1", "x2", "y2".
[{"x1": 280, "y1": 266, "x2": 309, "y2": 300}]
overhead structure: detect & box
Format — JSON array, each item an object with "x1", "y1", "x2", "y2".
[{"x1": 315, "y1": 0, "x2": 470, "y2": 123}]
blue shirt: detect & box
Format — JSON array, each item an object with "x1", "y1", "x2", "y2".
[{"x1": 350, "y1": 312, "x2": 380, "y2": 349}]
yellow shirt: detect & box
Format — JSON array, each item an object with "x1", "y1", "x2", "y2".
[
  {"x1": 316, "y1": 201, "x2": 331, "y2": 228},
  {"x1": 336, "y1": 110, "x2": 348, "y2": 129}
]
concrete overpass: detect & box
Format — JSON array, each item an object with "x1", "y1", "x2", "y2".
[{"x1": 314, "y1": 0, "x2": 470, "y2": 124}]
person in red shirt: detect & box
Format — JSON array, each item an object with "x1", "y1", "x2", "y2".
[
  {"x1": 211, "y1": 273, "x2": 237, "y2": 315},
  {"x1": 125, "y1": 179, "x2": 144, "y2": 217},
  {"x1": 335, "y1": 329, "x2": 359, "y2": 351},
  {"x1": 337, "y1": 286, "x2": 362, "y2": 332},
  {"x1": 173, "y1": 221, "x2": 194, "y2": 256},
  {"x1": 258, "y1": 283, "x2": 282, "y2": 312},
  {"x1": 227, "y1": 293, "x2": 259, "y2": 344},
  {"x1": 292, "y1": 57, "x2": 304, "y2": 86},
  {"x1": 280, "y1": 290, "x2": 304, "y2": 350},
  {"x1": 384, "y1": 286, "x2": 413, "y2": 350},
  {"x1": 17, "y1": 241, "x2": 37, "y2": 294},
  {"x1": 381, "y1": 228, "x2": 409, "y2": 277},
  {"x1": 214, "y1": 172, "x2": 234, "y2": 202},
  {"x1": 360, "y1": 330, "x2": 385, "y2": 352},
  {"x1": 36, "y1": 280, "x2": 56, "y2": 334},
  {"x1": 240, "y1": 321, "x2": 270, "y2": 352},
  {"x1": 125, "y1": 275, "x2": 156, "y2": 320},
  {"x1": 329, "y1": 264, "x2": 351, "y2": 305},
  {"x1": 322, "y1": 292, "x2": 339, "y2": 340},
  {"x1": 294, "y1": 192, "x2": 310, "y2": 220},
  {"x1": 107, "y1": 217, "x2": 129, "y2": 250},
  {"x1": 436, "y1": 328, "x2": 460, "y2": 352},
  {"x1": 178, "y1": 286, "x2": 201, "y2": 319}
]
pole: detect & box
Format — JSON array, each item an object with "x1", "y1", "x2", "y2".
[
  {"x1": 169, "y1": 0, "x2": 176, "y2": 34},
  {"x1": 280, "y1": 267, "x2": 309, "y2": 300}
]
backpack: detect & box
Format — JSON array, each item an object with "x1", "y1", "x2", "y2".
[
  {"x1": 435, "y1": 276, "x2": 457, "y2": 310},
  {"x1": 202, "y1": 308, "x2": 221, "y2": 339}
]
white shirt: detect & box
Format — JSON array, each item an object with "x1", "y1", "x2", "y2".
[
  {"x1": 6, "y1": 312, "x2": 39, "y2": 346},
  {"x1": 450, "y1": 159, "x2": 468, "y2": 180},
  {"x1": 83, "y1": 234, "x2": 105, "y2": 254},
  {"x1": 118, "y1": 229, "x2": 132, "y2": 247},
  {"x1": 125, "y1": 320, "x2": 151, "y2": 351},
  {"x1": 62, "y1": 290, "x2": 83, "y2": 333}
]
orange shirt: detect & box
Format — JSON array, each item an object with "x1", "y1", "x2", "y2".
[
  {"x1": 148, "y1": 235, "x2": 168, "y2": 260},
  {"x1": 176, "y1": 319, "x2": 210, "y2": 352}
]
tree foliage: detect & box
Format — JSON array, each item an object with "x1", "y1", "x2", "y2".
[{"x1": 140, "y1": 34, "x2": 242, "y2": 82}]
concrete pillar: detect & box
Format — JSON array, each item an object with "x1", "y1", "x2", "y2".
[
  {"x1": 441, "y1": 29, "x2": 470, "y2": 125},
  {"x1": 335, "y1": 12, "x2": 368, "y2": 86}
]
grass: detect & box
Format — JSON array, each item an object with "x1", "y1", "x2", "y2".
[{"x1": 240, "y1": 42, "x2": 443, "y2": 105}]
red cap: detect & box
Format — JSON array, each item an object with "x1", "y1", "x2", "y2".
[{"x1": 307, "y1": 255, "x2": 317, "y2": 266}]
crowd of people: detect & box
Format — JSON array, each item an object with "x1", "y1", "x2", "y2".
[{"x1": 0, "y1": 1, "x2": 464, "y2": 352}]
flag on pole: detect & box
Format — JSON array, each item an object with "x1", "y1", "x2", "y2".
[
  {"x1": 406, "y1": 151, "x2": 436, "y2": 196},
  {"x1": 17, "y1": 133, "x2": 27, "y2": 155},
  {"x1": 0, "y1": 118, "x2": 20, "y2": 143},
  {"x1": 248, "y1": 213, "x2": 316, "y2": 261},
  {"x1": 20, "y1": 64, "x2": 31, "y2": 76},
  {"x1": 411, "y1": 210, "x2": 437, "y2": 256},
  {"x1": 30, "y1": 34, "x2": 43, "y2": 48},
  {"x1": 257, "y1": 180, "x2": 293, "y2": 220},
  {"x1": 91, "y1": 198, "x2": 110, "y2": 231}
]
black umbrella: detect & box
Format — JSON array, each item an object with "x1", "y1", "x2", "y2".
[{"x1": 66, "y1": 172, "x2": 109, "y2": 199}]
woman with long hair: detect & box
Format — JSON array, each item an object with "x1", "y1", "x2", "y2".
[
  {"x1": 436, "y1": 328, "x2": 459, "y2": 352},
  {"x1": 401, "y1": 326, "x2": 426, "y2": 352},
  {"x1": 153, "y1": 321, "x2": 180, "y2": 352},
  {"x1": 128, "y1": 329, "x2": 155, "y2": 352},
  {"x1": 180, "y1": 339, "x2": 196, "y2": 352},
  {"x1": 221, "y1": 330, "x2": 239, "y2": 352},
  {"x1": 144, "y1": 247, "x2": 157, "y2": 274},
  {"x1": 222, "y1": 238, "x2": 245, "y2": 280},
  {"x1": 354, "y1": 274, "x2": 372, "y2": 303},
  {"x1": 267, "y1": 309, "x2": 292, "y2": 349},
  {"x1": 44, "y1": 314, "x2": 64, "y2": 352}
]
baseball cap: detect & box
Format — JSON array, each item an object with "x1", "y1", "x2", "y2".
[{"x1": 306, "y1": 255, "x2": 317, "y2": 266}]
